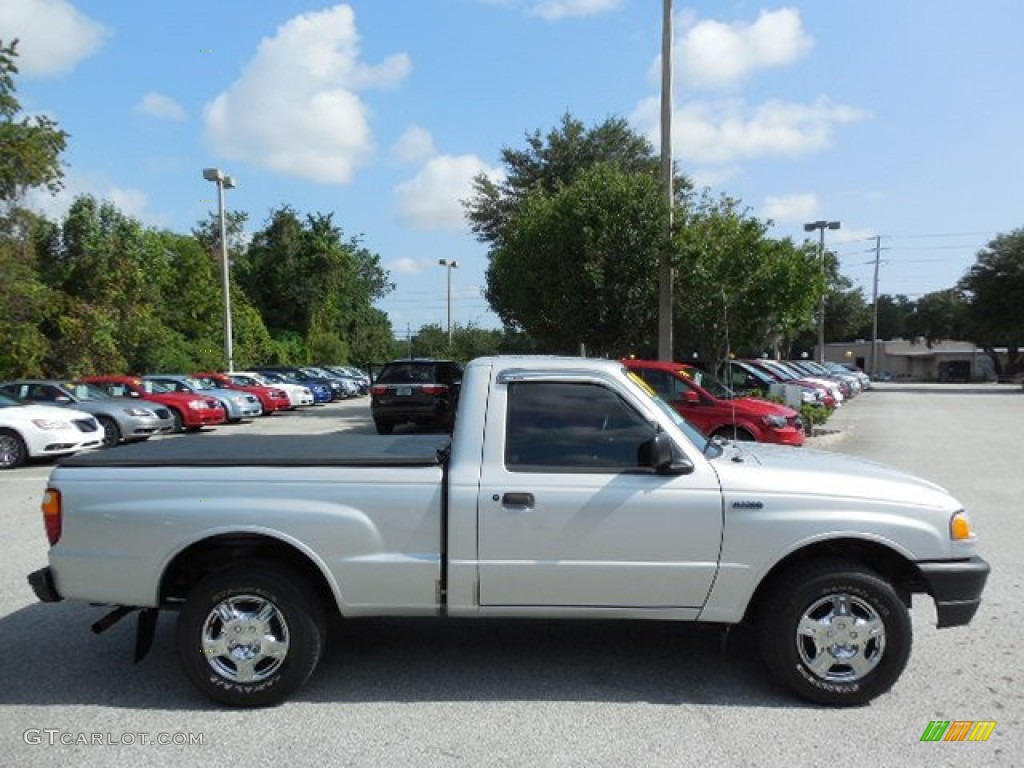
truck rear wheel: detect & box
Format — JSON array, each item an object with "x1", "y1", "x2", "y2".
[
  {"x1": 177, "y1": 563, "x2": 325, "y2": 707},
  {"x1": 758, "y1": 559, "x2": 911, "y2": 706}
]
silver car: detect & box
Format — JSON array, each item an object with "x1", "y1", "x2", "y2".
[
  {"x1": 144, "y1": 375, "x2": 262, "y2": 422},
  {"x1": 0, "y1": 380, "x2": 174, "y2": 448}
]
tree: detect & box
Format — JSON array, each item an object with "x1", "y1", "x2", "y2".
[
  {"x1": 906, "y1": 290, "x2": 968, "y2": 346},
  {"x1": 466, "y1": 113, "x2": 678, "y2": 248},
  {"x1": 672, "y1": 193, "x2": 821, "y2": 367},
  {"x1": 0, "y1": 40, "x2": 68, "y2": 208},
  {"x1": 0, "y1": 210, "x2": 51, "y2": 377},
  {"x1": 958, "y1": 229, "x2": 1024, "y2": 376},
  {"x1": 855, "y1": 294, "x2": 915, "y2": 341},
  {"x1": 484, "y1": 163, "x2": 666, "y2": 354}
]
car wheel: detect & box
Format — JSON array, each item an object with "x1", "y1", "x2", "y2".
[
  {"x1": 97, "y1": 416, "x2": 121, "y2": 448},
  {"x1": 714, "y1": 426, "x2": 755, "y2": 442},
  {"x1": 0, "y1": 428, "x2": 28, "y2": 470},
  {"x1": 374, "y1": 421, "x2": 394, "y2": 435},
  {"x1": 759, "y1": 559, "x2": 911, "y2": 706},
  {"x1": 177, "y1": 563, "x2": 325, "y2": 708},
  {"x1": 170, "y1": 409, "x2": 185, "y2": 433}
]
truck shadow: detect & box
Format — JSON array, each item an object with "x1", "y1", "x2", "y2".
[{"x1": 0, "y1": 603, "x2": 797, "y2": 710}]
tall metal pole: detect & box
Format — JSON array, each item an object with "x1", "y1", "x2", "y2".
[
  {"x1": 870, "y1": 235, "x2": 881, "y2": 378},
  {"x1": 657, "y1": 0, "x2": 674, "y2": 361},
  {"x1": 816, "y1": 226, "x2": 826, "y2": 364},
  {"x1": 439, "y1": 259, "x2": 458, "y2": 344},
  {"x1": 216, "y1": 179, "x2": 234, "y2": 373}
]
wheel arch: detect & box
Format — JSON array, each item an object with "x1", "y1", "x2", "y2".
[
  {"x1": 159, "y1": 532, "x2": 341, "y2": 619},
  {"x1": 741, "y1": 538, "x2": 924, "y2": 624}
]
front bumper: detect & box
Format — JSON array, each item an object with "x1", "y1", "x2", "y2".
[
  {"x1": 28, "y1": 567, "x2": 63, "y2": 603},
  {"x1": 918, "y1": 555, "x2": 990, "y2": 628}
]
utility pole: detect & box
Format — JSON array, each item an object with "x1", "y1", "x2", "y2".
[
  {"x1": 870, "y1": 235, "x2": 881, "y2": 378},
  {"x1": 657, "y1": 0, "x2": 674, "y2": 361}
]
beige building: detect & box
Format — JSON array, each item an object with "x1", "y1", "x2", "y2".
[{"x1": 822, "y1": 340, "x2": 994, "y2": 382}]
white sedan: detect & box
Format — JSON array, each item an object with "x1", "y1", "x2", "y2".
[
  {"x1": 230, "y1": 371, "x2": 315, "y2": 408},
  {"x1": 0, "y1": 392, "x2": 103, "y2": 469}
]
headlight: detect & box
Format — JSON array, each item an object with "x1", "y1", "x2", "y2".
[
  {"x1": 187, "y1": 401, "x2": 208, "y2": 410},
  {"x1": 950, "y1": 510, "x2": 975, "y2": 541},
  {"x1": 123, "y1": 408, "x2": 155, "y2": 417},
  {"x1": 31, "y1": 419, "x2": 72, "y2": 430},
  {"x1": 761, "y1": 414, "x2": 788, "y2": 428}
]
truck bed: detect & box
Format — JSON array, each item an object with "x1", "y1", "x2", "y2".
[{"x1": 59, "y1": 433, "x2": 452, "y2": 468}]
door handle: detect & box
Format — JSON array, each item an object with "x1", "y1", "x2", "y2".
[{"x1": 501, "y1": 492, "x2": 535, "y2": 508}]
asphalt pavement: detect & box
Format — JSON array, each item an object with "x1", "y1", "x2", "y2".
[{"x1": 0, "y1": 387, "x2": 1020, "y2": 767}]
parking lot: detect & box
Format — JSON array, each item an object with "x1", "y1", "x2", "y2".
[{"x1": 1, "y1": 386, "x2": 1020, "y2": 767}]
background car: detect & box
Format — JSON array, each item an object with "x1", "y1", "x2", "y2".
[
  {"x1": 0, "y1": 391, "x2": 102, "y2": 469},
  {"x1": 0, "y1": 379, "x2": 174, "y2": 448},
  {"x1": 83, "y1": 375, "x2": 227, "y2": 432},
  {"x1": 370, "y1": 359, "x2": 463, "y2": 434},
  {"x1": 230, "y1": 371, "x2": 315, "y2": 408},
  {"x1": 143, "y1": 375, "x2": 262, "y2": 422},
  {"x1": 321, "y1": 364, "x2": 370, "y2": 395},
  {"x1": 191, "y1": 372, "x2": 292, "y2": 415},
  {"x1": 251, "y1": 368, "x2": 333, "y2": 404},
  {"x1": 623, "y1": 359, "x2": 804, "y2": 445}
]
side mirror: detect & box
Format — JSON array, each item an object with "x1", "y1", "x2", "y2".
[
  {"x1": 681, "y1": 390, "x2": 700, "y2": 404},
  {"x1": 642, "y1": 433, "x2": 694, "y2": 475}
]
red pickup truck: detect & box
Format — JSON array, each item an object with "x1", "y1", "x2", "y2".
[
  {"x1": 83, "y1": 376, "x2": 227, "y2": 432},
  {"x1": 622, "y1": 359, "x2": 805, "y2": 446}
]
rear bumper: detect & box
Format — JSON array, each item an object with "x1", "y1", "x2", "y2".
[
  {"x1": 918, "y1": 556, "x2": 990, "y2": 628},
  {"x1": 28, "y1": 567, "x2": 63, "y2": 603}
]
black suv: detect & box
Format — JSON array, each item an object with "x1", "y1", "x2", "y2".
[{"x1": 370, "y1": 359, "x2": 463, "y2": 435}]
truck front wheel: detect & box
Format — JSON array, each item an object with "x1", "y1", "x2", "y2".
[
  {"x1": 759, "y1": 560, "x2": 911, "y2": 706},
  {"x1": 177, "y1": 563, "x2": 325, "y2": 707}
]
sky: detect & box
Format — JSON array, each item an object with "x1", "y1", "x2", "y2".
[{"x1": 3, "y1": 0, "x2": 1023, "y2": 337}]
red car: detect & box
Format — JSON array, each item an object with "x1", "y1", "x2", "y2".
[
  {"x1": 622, "y1": 359, "x2": 805, "y2": 446},
  {"x1": 192, "y1": 372, "x2": 292, "y2": 415},
  {"x1": 83, "y1": 375, "x2": 227, "y2": 432}
]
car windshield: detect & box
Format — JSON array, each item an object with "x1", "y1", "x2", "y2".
[
  {"x1": 681, "y1": 368, "x2": 735, "y2": 400},
  {"x1": 230, "y1": 375, "x2": 259, "y2": 386},
  {"x1": 140, "y1": 380, "x2": 172, "y2": 394},
  {"x1": 0, "y1": 392, "x2": 25, "y2": 408},
  {"x1": 194, "y1": 376, "x2": 227, "y2": 389},
  {"x1": 66, "y1": 382, "x2": 113, "y2": 401},
  {"x1": 377, "y1": 362, "x2": 438, "y2": 384},
  {"x1": 181, "y1": 377, "x2": 206, "y2": 390}
]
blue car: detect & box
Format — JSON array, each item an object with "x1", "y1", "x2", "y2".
[{"x1": 254, "y1": 370, "x2": 332, "y2": 404}]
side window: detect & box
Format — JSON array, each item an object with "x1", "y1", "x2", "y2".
[{"x1": 505, "y1": 381, "x2": 657, "y2": 472}]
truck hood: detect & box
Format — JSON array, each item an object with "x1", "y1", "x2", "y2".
[{"x1": 711, "y1": 441, "x2": 958, "y2": 511}]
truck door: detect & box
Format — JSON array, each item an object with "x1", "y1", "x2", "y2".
[{"x1": 476, "y1": 378, "x2": 723, "y2": 610}]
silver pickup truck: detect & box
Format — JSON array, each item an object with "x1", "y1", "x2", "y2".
[{"x1": 27, "y1": 356, "x2": 989, "y2": 708}]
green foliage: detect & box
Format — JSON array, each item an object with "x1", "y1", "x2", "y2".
[
  {"x1": 958, "y1": 229, "x2": 1024, "y2": 374},
  {"x1": 800, "y1": 403, "x2": 832, "y2": 428},
  {"x1": 0, "y1": 40, "x2": 69, "y2": 206},
  {"x1": 410, "y1": 323, "x2": 504, "y2": 362}
]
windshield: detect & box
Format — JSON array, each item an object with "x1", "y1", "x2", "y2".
[
  {"x1": 682, "y1": 368, "x2": 735, "y2": 399},
  {"x1": 66, "y1": 382, "x2": 113, "y2": 400},
  {"x1": 194, "y1": 376, "x2": 228, "y2": 389},
  {"x1": 0, "y1": 392, "x2": 25, "y2": 408},
  {"x1": 622, "y1": 368, "x2": 722, "y2": 457}
]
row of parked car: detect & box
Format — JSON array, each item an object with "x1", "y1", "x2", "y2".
[{"x1": 0, "y1": 364, "x2": 372, "y2": 470}]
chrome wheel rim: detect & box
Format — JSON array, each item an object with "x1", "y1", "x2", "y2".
[
  {"x1": 0, "y1": 434, "x2": 21, "y2": 467},
  {"x1": 795, "y1": 593, "x2": 885, "y2": 683},
  {"x1": 201, "y1": 594, "x2": 290, "y2": 683}
]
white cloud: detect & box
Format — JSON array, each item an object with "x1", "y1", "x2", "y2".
[
  {"x1": 762, "y1": 193, "x2": 818, "y2": 223},
  {"x1": 203, "y1": 4, "x2": 411, "y2": 184},
  {"x1": 136, "y1": 92, "x2": 186, "y2": 121},
  {"x1": 528, "y1": 0, "x2": 621, "y2": 21},
  {"x1": 392, "y1": 125, "x2": 437, "y2": 164},
  {"x1": 389, "y1": 257, "x2": 421, "y2": 275},
  {"x1": 675, "y1": 8, "x2": 813, "y2": 90},
  {"x1": 394, "y1": 154, "x2": 502, "y2": 231},
  {"x1": 0, "y1": 0, "x2": 108, "y2": 76},
  {"x1": 633, "y1": 96, "x2": 869, "y2": 166},
  {"x1": 25, "y1": 174, "x2": 149, "y2": 222}
]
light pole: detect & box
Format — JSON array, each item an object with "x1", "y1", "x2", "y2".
[
  {"x1": 203, "y1": 168, "x2": 237, "y2": 372},
  {"x1": 438, "y1": 258, "x2": 458, "y2": 344},
  {"x1": 803, "y1": 219, "x2": 840, "y2": 363}
]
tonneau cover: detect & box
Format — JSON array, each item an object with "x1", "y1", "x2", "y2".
[{"x1": 59, "y1": 433, "x2": 452, "y2": 468}]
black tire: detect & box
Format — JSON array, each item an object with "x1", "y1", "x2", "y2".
[
  {"x1": 0, "y1": 428, "x2": 28, "y2": 469},
  {"x1": 714, "y1": 426, "x2": 755, "y2": 442},
  {"x1": 170, "y1": 408, "x2": 185, "y2": 433},
  {"x1": 758, "y1": 559, "x2": 911, "y2": 706},
  {"x1": 177, "y1": 563, "x2": 325, "y2": 708},
  {"x1": 97, "y1": 415, "x2": 121, "y2": 448},
  {"x1": 375, "y1": 421, "x2": 394, "y2": 435}
]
